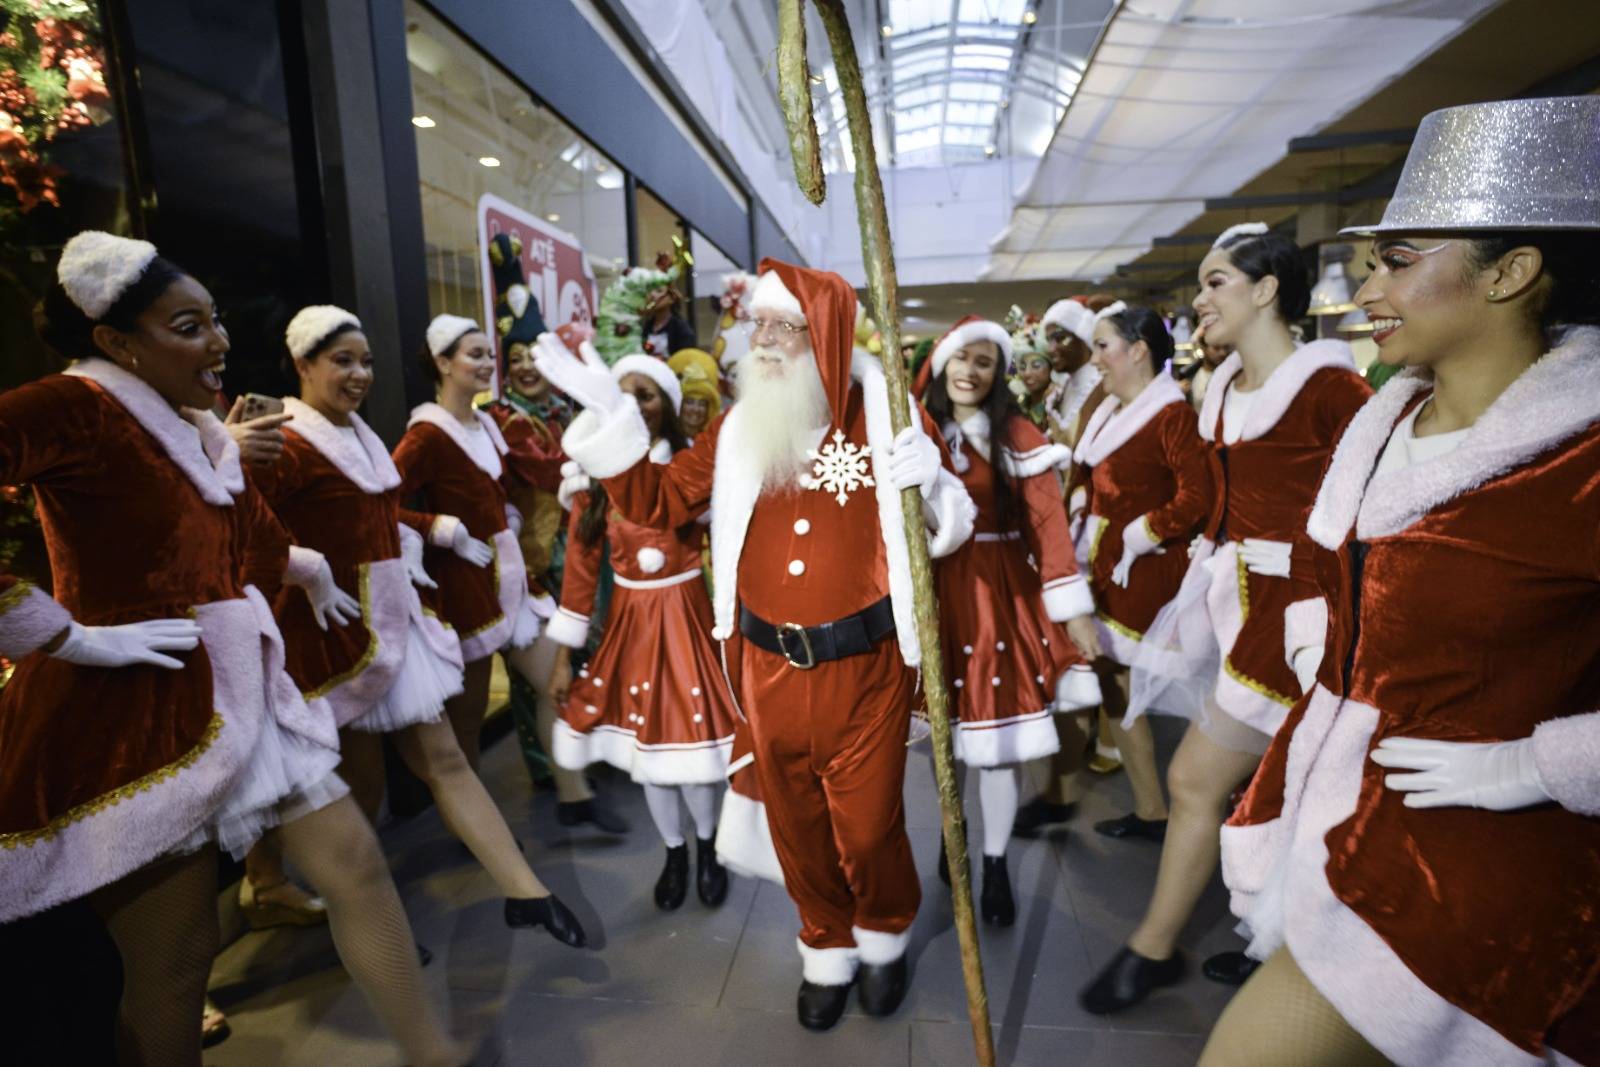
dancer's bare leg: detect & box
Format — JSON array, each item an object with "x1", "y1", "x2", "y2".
[
  {"x1": 503, "y1": 636, "x2": 593, "y2": 803},
  {"x1": 1101, "y1": 668, "x2": 1168, "y2": 821},
  {"x1": 443, "y1": 655, "x2": 493, "y2": 773},
  {"x1": 336, "y1": 727, "x2": 387, "y2": 822}
]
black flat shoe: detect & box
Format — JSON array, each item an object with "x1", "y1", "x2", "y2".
[
  {"x1": 980, "y1": 855, "x2": 1015, "y2": 928},
  {"x1": 857, "y1": 955, "x2": 909, "y2": 1017},
  {"x1": 1012, "y1": 798, "x2": 1076, "y2": 838},
  {"x1": 695, "y1": 837, "x2": 728, "y2": 907},
  {"x1": 505, "y1": 894, "x2": 587, "y2": 947},
  {"x1": 797, "y1": 980, "x2": 852, "y2": 1031},
  {"x1": 557, "y1": 798, "x2": 629, "y2": 834},
  {"x1": 416, "y1": 942, "x2": 433, "y2": 967},
  {"x1": 1092, "y1": 812, "x2": 1167, "y2": 842},
  {"x1": 1202, "y1": 950, "x2": 1259, "y2": 986},
  {"x1": 1079, "y1": 946, "x2": 1185, "y2": 1014},
  {"x1": 654, "y1": 844, "x2": 689, "y2": 910}
]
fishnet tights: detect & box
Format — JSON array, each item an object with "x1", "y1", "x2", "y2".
[{"x1": 1199, "y1": 949, "x2": 1392, "y2": 1066}]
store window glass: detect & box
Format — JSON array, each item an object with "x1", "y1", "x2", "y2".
[
  {"x1": 405, "y1": 1, "x2": 627, "y2": 339},
  {"x1": 688, "y1": 228, "x2": 738, "y2": 349}
]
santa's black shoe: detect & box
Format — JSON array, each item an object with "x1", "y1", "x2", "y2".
[
  {"x1": 857, "y1": 956, "x2": 909, "y2": 1017},
  {"x1": 654, "y1": 844, "x2": 689, "y2": 910},
  {"x1": 797, "y1": 981, "x2": 852, "y2": 1031},
  {"x1": 980, "y1": 855, "x2": 1015, "y2": 927},
  {"x1": 695, "y1": 837, "x2": 728, "y2": 907}
]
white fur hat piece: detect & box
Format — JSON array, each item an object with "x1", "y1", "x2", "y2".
[
  {"x1": 1041, "y1": 299, "x2": 1098, "y2": 346},
  {"x1": 750, "y1": 270, "x2": 804, "y2": 320},
  {"x1": 285, "y1": 305, "x2": 360, "y2": 360},
  {"x1": 426, "y1": 313, "x2": 482, "y2": 357},
  {"x1": 929, "y1": 317, "x2": 1012, "y2": 381},
  {"x1": 58, "y1": 230, "x2": 159, "y2": 320},
  {"x1": 611, "y1": 353, "x2": 683, "y2": 412},
  {"x1": 1212, "y1": 222, "x2": 1268, "y2": 248},
  {"x1": 1091, "y1": 300, "x2": 1127, "y2": 326}
]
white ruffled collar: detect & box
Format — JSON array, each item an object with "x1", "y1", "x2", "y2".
[{"x1": 1073, "y1": 372, "x2": 1187, "y2": 468}]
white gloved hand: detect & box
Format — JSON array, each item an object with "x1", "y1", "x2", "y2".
[
  {"x1": 1239, "y1": 537, "x2": 1292, "y2": 578},
  {"x1": 1110, "y1": 514, "x2": 1163, "y2": 589},
  {"x1": 885, "y1": 424, "x2": 941, "y2": 498},
  {"x1": 505, "y1": 503, "x2": 523, "y2": 536},
  {"x1": 399, "y1": 526, "x2": 436, "y2": 590},
  {"x1": 531, "y1": 332, "x2": 624, "y2": 414},
  {"x1": 451, "y1": 522, "x2": 495, "y2": 568},
  {"x1": 1291, "y1": 645, "x2": 1322, "y2": 695},
  {"x1": 557, "y1": 460, "x2": 591, "y2": 511},
  {"x1": 295, "y1": 556, "x2": 361, "y2": 630},
  {"x1": 1370, "y1": 736, "x2": 1551, "y2": 811},
  {"x1": 51, "y1": 618, "x2": 203, "y2": 670}
]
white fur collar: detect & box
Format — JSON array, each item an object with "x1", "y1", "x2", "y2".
[
  {"x1": 942, "y1": 409, "x2": 1072, "y2": 477},
  {"x1": 1049, "y1": 363, "x2": 1102, "y2": 430},
  {"x1": 649, "y1": 437, "x2": 673, "y2": 465},
  {"x1": 1073, "y1": 372, "x2": 1186, "y2": 468},
  {"x1": 64, "y1": 359, "x2": 244, "y2": 506},
  {"x1": 1198, "y1": 340, "x2": 1355, "y2": 443},
  {"x1": 1306, "y1": 326, "x2": 1600, "y2": 548},
  {"x1": 407, "y1": 402, "x2": 509, "y2": 479},
  {"x1": 282, "y1": 398, "x2": 400, "y2": 494}
]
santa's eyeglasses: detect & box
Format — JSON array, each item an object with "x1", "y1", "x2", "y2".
[{"x1": 748, "y1": 316, "x2": 810, "y2": 339}]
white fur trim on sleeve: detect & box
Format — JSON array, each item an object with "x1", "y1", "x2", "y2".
[
  {"x1": 1041, "y1": 575, "x2": 1094, "y2": 621},
  {"x1": 1121, "y1": 514, "x2": 1160, "y2": 557},
  {"x1": 1530, "y1": 711, "x2": 1600, "y2": 816},
  {"x1": 852, "y1": 925, "x2": 911, "y2": 966},
  {"x1": 560, "y1": 396, "x2": 651, "y2": 479},
  {"x1": 428, "y1": 514, "x2": 462, "y2": 549},
  {"x1": 924, "y1": 465, "x2": 976, "y2": 559},
  {"x1": 0, "y1": 581, "x2": 73, "y2": 659},
  {"x1": 1283, "y1": 597, "x2": 1329, "y2": 668},
  {"x1": 544, "y1": 606, "x2": 590, "y2": 649},
  {"x1": 283, "y1": 545, "x2": 324, "y2": 589}
]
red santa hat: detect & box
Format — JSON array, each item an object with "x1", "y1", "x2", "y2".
[
  {"x1": 928, "y1": 315, "x2": 1011, "y2": 383},
  {"x1": 1041, "y1": 297, "x2": 1097, "y2": 346},
  {"x1": 751, "y1": 258, "x2": 857, "y2": 429}
]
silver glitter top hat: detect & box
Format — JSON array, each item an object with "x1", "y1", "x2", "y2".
[{"x1": 1341, "y1": 96, "x2": 1600, "y2": 236}]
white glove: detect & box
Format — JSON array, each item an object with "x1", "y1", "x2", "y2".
[
  {"x1": 1238, "y1": 537, "x2": 1292, "y2": 578},
  {"x1": 557, "y1": 460, "x2": 591, "y2": 511},
  {"x1": 451, "y1": 522, "x2": 495, "y2": 568},
  {"x1": 1110, "y1": 515, "x2": 1163, "y2": 589},
  {"x1": 1291, "y1": 645, "x2": 1322, "y2": 695},
  {"x1": 293, "y1": 555, "x2": 362, "y2": 631},
  {"x1": 51, "y1": 618, "x2": 203, "y2": 670},
  {"x1": 531, "y1": 332, "x2": 624, "y2": 414},
  {"x1": 399, "y1": 527, "x2": 436, "y2": 590},
  {"x1": 1370, "y1": 736, "x2": 1551, "y2": 811},
  {"x1": 885, "y1": 424, "x2": 941, "y2": 498},
  {"x1": 505, "y1": 502, "x2": 523, "y2": 536}
]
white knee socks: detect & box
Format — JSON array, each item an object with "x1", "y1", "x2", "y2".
[
  {"x1": 978, "y1": 767, "x2": 1019, "y2": 858},
  {"x1": 643, "y1": 783, "x2": 721, "y2": 848}
]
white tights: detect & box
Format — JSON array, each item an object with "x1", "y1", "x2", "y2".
[
  {"x1": 970, "y1": 765, "x2": 1020, "y2": 858},
  {"x1": 642, "y1": 783, "x2": 720, "y2": 848}
]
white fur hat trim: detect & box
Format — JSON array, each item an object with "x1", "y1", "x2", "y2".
[
  {"x1": 1092, "y1": 300, "x2": 1128, "y2": 325},
  {"x1": 612, "y1": 353, "x2": 683, "y2": 413},
  {"x1": 750, "y1": 270, "x2": 804, "y2": 320},
  {"x1": 58, "y1": 230, "x2": 158, "y2": 321},
  {"x1": 1213, "y1": 222, "x2": 1268, "y2": 248},
  {"x1": 930, "y1": 319, "x2": 1012, "y2": 381},
  {"x1": 426, "y1": 313, "x2": 482, "y2": 357},
  {"x1": 286, "y1": 305, "x2": 360, "y2": 360},
  {"x1": 1041, "y1": 299, "x2": 1097, "y2": 346}
]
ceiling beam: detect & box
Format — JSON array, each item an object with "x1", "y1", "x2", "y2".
[
  {"x1": 1287, "y1": 128, "x2": 1414, "y2": 152},
  {"x1": 1151, "y1": 233, "x2": 1220, "y2": 247}
]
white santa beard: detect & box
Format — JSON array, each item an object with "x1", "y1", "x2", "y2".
[{"x1": 735, "y1": 347, "x2": 830, "y2": 493}]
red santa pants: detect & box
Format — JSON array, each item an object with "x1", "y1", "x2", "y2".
[{"x1": 739, "y1": 638, "x2": 922, "y2": 953}]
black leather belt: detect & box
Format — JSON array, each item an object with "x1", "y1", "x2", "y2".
[{"x1": 739, "y1": 597, "x2": 896, "y2": 669}]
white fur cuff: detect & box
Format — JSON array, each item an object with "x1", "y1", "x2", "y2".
[
  {"x1": 545, "y1": 607, "x2": 590, "y2": 649},
  {"x1": 1283, "y1": 597, "x2": 1329, "y2": 668},
  {"x1": 852, "y1": 925, "x2": 911, "y2": 966},
  {"x1": 797, "y1": 939, "x2": 858, "y2": 986},
  {"x1": 1041, "y1": 575, "x2": 1094, "y2": 622},
  {"x1": 561, "y1": 397, "x2": 651, "y2": 480},
  {"x1": 1122, "y1": 514, "x2": 1161, "y2": 557},
  {"x1": 924, "y1": 466, "x2": 977, "y2": 559},
  {"x1": 0, "y1": 581, "x2": 73, "y2": 659},
  {"x1": 284, "y1": 545, "x2": 324, "y2": 588},
  {"x1": 428, "y1": 514, "x2": 462, "y2": 549},
  {"x1": 1530, "y1": 711, "x2": 1600, "y2": 816}
]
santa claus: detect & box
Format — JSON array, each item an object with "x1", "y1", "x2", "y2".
[{"x1": 534, "y1": 260, "x2": 976, "y2": 1031}]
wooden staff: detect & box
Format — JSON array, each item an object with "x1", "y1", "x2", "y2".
[{"x1": 777, "y1": 2, "x2": 995, "y2": 1063}]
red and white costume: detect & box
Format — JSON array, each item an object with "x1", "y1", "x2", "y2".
[
  {"x1": 1072, "y1": 373, "x2": 1213, "y2": 665},
  {"x1": 547, "y1": 439, "x2": 739, "y2": 784},
  {"x1": 1222, "y1": 329, "x2": 1600, "y2": 1065},
  {"x1": 556, "y1": 261, "x2": 975, "y2": 984},
  {"x1": 0, "y1": 361, "x2": 342, "y2": 921},
  {"x1": 255, "y1": 398, "x2": 464, "y2": 732},
  {"x1": 393, "y1": 404, "x2": 554, "y2": 663},
  {"x1": 937, "y1": 409, "x2": 1099, "y2": 766},
  {"x1": 1128, "y1": 342, "x2": 1369, "y2": 742}
]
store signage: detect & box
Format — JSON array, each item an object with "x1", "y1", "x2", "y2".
[{"x1": 476, "y1": 192, "x2": 598, "y2": 362}]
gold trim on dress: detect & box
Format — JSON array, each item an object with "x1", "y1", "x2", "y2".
[
  {"x1": 1087, "y1": 516, "x2": 1110, "y2": 567},
  {"x1": 0, "y1": 579, "x2": 37, "y2": 616},
  {"x1": 460, "y1": 546, "x2": 506, "y2": 640},
  {"x1": 0, "y1": 712, "x2": 226, "y2": 850},
  {"x1": 302, "y1": 564, "x2": 378, "y2": 701},
  {"x1": 1098, "y1": 611, "x2": 1144, "y2": 642},
  {"x1": 1225, "y1": 550, "x2": 1292, "y2": 706}
]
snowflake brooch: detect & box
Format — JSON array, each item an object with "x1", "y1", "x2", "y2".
[{"x1": 802, "y1": 429, "x2": 874, "y2": 506}]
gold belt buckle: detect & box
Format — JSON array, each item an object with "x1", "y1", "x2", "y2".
[{"x1": 776, "y1": 622, "x2": 816, "y2": 670}]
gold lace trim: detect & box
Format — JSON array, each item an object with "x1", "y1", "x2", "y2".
[
  {"x1": 1087, "y1": 517, "x2": 1110, "y2": 568},
  {"x1": 1098, "y1": 611, "x2": 1144, "y2": 642},
  {"x1": 460, "y1": 546, "x2": 506, "y2": 641},
  {"x1": 1225, "y1": 552, "x2": 1291, "y2": 706},
  {"x1": 0, "y1": 712, "x2": 225, "y2": 850},
  {"x1": 302, "y1": 564, "x2": 377, "y2": 700}
]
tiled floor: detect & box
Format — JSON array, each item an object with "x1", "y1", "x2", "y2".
[{"x1": 206, "y1": 718, "x2": 1239, "y2": 1066}]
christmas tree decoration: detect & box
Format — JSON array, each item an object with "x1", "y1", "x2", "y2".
[{"x1": 592, "y1": 235, "x2": 694, "y2": 365}]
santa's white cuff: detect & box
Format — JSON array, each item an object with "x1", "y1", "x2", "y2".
[
  {"x1": 924, "y1": 466, "x2": 977, "y2": 559},
  {"x1": 284, "y1": 545, "x2": 324, "y2": 589},
  {"x1": 1041, "y1": 574, "x2": 1094, "y2": 622},
  {"x1": 852, "y1": 925, "x2": 911, "y2": 966},
  {"x1": 0, "y1": 580, "x2": 73, "y2": 659},
  {"x1": 545, "y1": 606, "x2": 590, "y2": 649},
  {"x1": 1284, "y1": 597, "x2": 1329, "y2": 669},
  {"x1": 796, "y1": 939, "x2": 858, "y2": 986},
  {"x1": 428, "y1": 514, "x2": 462, "y2": 549},
  {"x1": 561, "y1": 395, "x2": 650, "y2": 479},
  {"x1": 1530, "y1": 710, "x2": 1600, "y2": 816}
]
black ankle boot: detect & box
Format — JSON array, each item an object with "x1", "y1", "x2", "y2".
[
  {"x1": 1202, "y1": 950, "x2": 1259, "y2": 986},
  {"x1": 1079, "y1": 946, "x2": 1185, "y2": 1014},
  {"x1": 1092, "y1": 812, "x2": 1167, "y2": 842},
  {"x1": 980, "y1": 855, "x2": 1015, "y2": 927},
  {"x1": 695, "y1": 837, "x2": 728, "y2": 907},
  {"x1": 505, "y1": 894, "x2": 587, "y2": 947},
  {"x1": 857, "y1": 955, "x2": 909, "y2": 1017},
  {"x1": 654, "y1": 844, "x2": 689, "y2": 910},
  {"x1": 797, "y1": 980, "x2": 852, "y2": 1031}
]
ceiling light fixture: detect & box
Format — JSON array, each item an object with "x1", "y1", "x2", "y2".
[
  {"x1": 411, "y1": 115, "x2": 435, "y2": 128},
  {"x1": 546, "y1": 213, "x2": 560, "y2": 222},
  {"x1": 478, "y1": 156, "x2": 501, "y2": 168},
  {"x1": 1022, "y1": 9, "x2": 1037, "y2": 24},
  {"x1": 881, "y1": 23, "x2": 893, "y2": 37}
]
